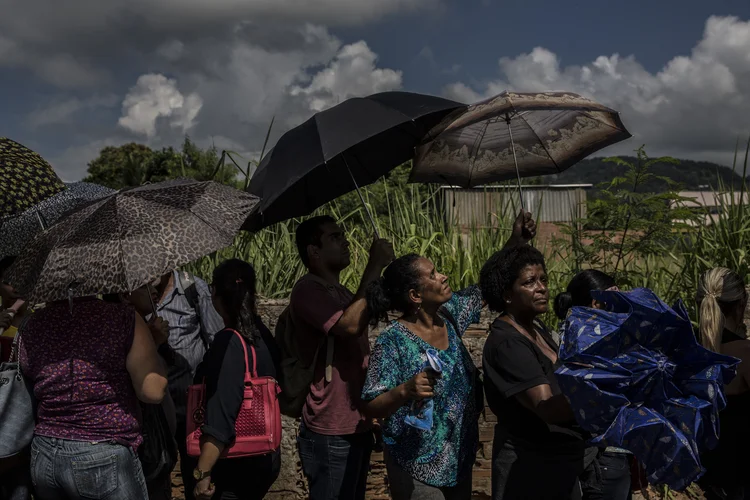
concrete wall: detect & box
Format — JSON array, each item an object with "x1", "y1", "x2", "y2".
[{"x1": 442, "y1": 186, "x2": 589, "y2": 227}]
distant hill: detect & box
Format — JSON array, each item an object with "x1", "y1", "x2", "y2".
[{"x1": 543, "y1": 156, "x2": 746, "y2": 196}]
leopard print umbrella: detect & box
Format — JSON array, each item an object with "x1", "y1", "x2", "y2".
[
  {"x1": 5, "y1": 178, "x2": 260, "y2": 304},
  {"x1": 0, "y1": 138, "x2": 66, "y2": 217}
]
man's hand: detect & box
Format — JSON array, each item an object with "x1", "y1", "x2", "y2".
[
  {"x1": 368, "y1": 238, "x2": 395, "y2": 270},
  {"x1": 149, "y1": 317, "x2": 170, "y2": 347},
  {"x1": 372, "y1": 422, "x2": 384, "y2": 453},
  {"x1": 0, "y1": 310, "x2": 13, "y2": 331},
  {"x1": 508, "y1": 211, "x2": 537, "y2": 247}
]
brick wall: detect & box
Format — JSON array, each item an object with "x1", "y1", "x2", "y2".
[{"x1": 255, "y1": 299, "x2": 498, "y2": 500}]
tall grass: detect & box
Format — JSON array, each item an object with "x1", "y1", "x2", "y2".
[
  {"x1": 664, "y1": 137, "x2": 750, "y2": 316},
  {"x1": 188, "y1": 180, "x2": 536, "y2": 297}
]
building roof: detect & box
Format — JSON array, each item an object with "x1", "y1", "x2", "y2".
[{"x1": 676, "y1": 191, "x2": 750, "y2": 208}]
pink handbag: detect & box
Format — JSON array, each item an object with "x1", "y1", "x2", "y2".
[{"x1": 186, "y1": 329, "x2": 282, "y2": 458}]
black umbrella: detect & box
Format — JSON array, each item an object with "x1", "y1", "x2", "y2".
[
  {"x1": 5, "y1": 179, "x2": 260, "y2": 305},
  {"x1": 244, "y1": 91, "x2": 463, "y2": 233}
]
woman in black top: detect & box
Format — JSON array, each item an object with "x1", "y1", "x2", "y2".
[
  {"x1": 695, "y1": 267, "x2": 750, "y2": 500},
  {"x1": 554, "y1": 270, "x2": 633, "y2": 500},
  {"x1": 480, "y1": 245, "x2": 586, "y2": 500},
  {"x1": 192, "y1": 259, "x2": 281, "y2": 500}
]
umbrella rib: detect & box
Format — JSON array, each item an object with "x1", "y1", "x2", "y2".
[
  {"x1": 26, "y1": 197, "x2": 109, "y2": 299},
  {"x1": 516, "y1": 113, "x2": 561, "y2": 173},
  {"x1": 115, "y1": 196, "x2": 130, "y2": 294},
  {"x1": 579, "y1": 110, "x2": 629, "y2": 133},
  {"x1": 186, "y1": 204, "x2": 235, "y2": 244},
  {"x1": 468, "y1": 120, "x2": 492, "y2": 187},
  {"x1": 366, "y1": 101, "x2": 428, "y2": 137}
]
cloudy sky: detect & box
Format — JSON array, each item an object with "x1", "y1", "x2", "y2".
[{"x1": 2, "y1": 0, "x2": 750, "y2": 181}]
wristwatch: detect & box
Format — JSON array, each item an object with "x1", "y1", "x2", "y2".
[{"x1": 193, "y1": 468, "x2": 211, "y2": 481}]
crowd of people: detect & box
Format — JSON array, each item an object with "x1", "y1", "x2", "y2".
[{"x1": 0, "y1": 210, "x2": 749, "y2": 500}]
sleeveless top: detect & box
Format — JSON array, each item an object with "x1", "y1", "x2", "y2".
[
  {"x1": 19, "y1": 298, "x2": 142, "y2": 449},
  {"x1": 700, "y1": 329, "x2": 750, "y2": 490}
]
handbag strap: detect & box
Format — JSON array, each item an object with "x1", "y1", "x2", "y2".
[
  {"x1": 10, "y1": 316, "x2": 31, "y2": 377},
  {"x1": 227, "y1": 329, "x2": 257, "y2": 382}
]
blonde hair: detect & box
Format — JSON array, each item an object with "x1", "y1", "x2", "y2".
[{"x1": 696, "y1": 267, "x2": 746, "y2": 352}]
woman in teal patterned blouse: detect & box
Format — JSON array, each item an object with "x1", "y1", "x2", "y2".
[{"x1": 361, "y1": 213, "x2": 536, "y2": 500}]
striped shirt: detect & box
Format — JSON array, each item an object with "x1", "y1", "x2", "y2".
[{"x1": 156, "y1": 271, "x2": 224, "y2": 419}]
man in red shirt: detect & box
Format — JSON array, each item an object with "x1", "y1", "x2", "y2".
[{"x1": 290, "y1": 216, "x2": 394, "y2": 500}]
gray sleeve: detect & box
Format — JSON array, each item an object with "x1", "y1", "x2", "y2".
[{"x1": 194, "y1": 277, "x2": 224, "y2": 344}]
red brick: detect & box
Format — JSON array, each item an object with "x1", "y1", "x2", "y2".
[
  {"x1": 475, "y1": 459, "x2": 492, "y2": 470},
  {"x1": 473, "y1": 468, "x2": 493, "y2": 478}
]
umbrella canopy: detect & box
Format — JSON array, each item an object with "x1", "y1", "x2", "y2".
[
  {"x1": 244, "y1": 91, "x2": 463, "y2": 231},
  {"x1": 555, "y1": 288, "x2": 738, "y2": 490},
  {"x1": 0, "y1": 182, "x2": 115, "y2": 259},
  {"x1": 0, "y1": 138, "x2": 66, "y2": 217},
  {"x1": 411, "y1": 91, "x2": 631, "y2": 187},
  {"x1": 5, "y1": 179, "x2": 260, "y2": 304}
]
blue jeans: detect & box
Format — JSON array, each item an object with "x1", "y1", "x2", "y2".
[
  {"x1": 580, "y1": 451, "x2": 632, "y2": 500},
  {"x1": 297, "y1": 422, "x2": 373, "y2": 500},
  {"x1": 30, "y1": 436, "x2": 148, "y2": 500}
]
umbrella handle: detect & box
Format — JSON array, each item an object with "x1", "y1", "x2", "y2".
[
  {"x1": 343, "y1": 157, "x2": 380, "y2": 239},
  {"x1": 505, "y1": 116, "x2": 525, "y2": 213},
  {"x1": 148, "y1": 287, "x2": 159, "y2": 319}
]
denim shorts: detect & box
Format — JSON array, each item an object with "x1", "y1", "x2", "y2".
[{"x1": 30, "y1": 435, "x2": 148, "y2": 500}]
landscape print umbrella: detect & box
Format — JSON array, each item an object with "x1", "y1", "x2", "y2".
[
  {"x1": 555, "y1": 288, "x2": 738, "y2": 490},
  {"x1": 0, "y1": 182, "x2": 115, "y2": 259},
  {"x1": 0, "y1": 138, "x2": 66, "y2": 217},
  {"x1": 245, "y1": 91, "x2": 463, "y2": 233},
  {"x1": 411, "y1": 91, "x2": 631, "y2": 210},
  {"x1": 5, "y1": 179, "x2": 260, "y2": 304}
]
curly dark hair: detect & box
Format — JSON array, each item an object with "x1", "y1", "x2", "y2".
[
  {"x1": 480, "y1": 245, "x2": 546, "y2": 313},
  {"x1": 366, "y1": 254, "x2": 423, "y2": 323}
]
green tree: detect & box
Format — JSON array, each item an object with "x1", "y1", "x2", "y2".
[
  {"x1": 84, "y1": 137, "x2": 240, "y2": 189},
  {"x1": 176, "y1": 137, "x2": 238, "y2": 186},
  {"x1": 555, "y1": 147, "x2": 697, "y2": 288},
  {"x1": 84, "y1": 143, "x2": 155, "y2": 189}
]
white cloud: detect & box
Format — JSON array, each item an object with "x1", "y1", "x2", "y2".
[
  {"x1": 23, "y1": 22, "x2": 404, "y2": 181},
  {"x1": 0, "y1": 0, "x2": 433, "y2": 90},
  {"x1": 0, "y1": 0, "x2": 435, "y2": 43},
  {"x1": 119, "y1": 74, "x2": 203, "y2": 138},
  {"x1": 444, "y1": 15, "x2": 750, "y2": 166},
  {"x1": 26, "y1": 95, "x2": 118, "y2": 128},
  {"x1": 0, "y1": 36, "x2": 109, "y2": 88},
  {"x1": 291, "y1": 41, "x2": 403, "y2": 112},
  {"x1": 157, "y1": 40, "x2": 185, "y2": 61}
]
